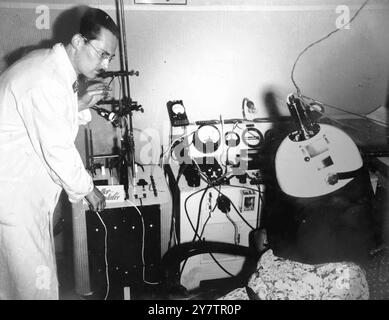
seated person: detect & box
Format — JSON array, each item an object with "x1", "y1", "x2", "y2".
[{"x1": 219, "y1": 164, "x2": 377, "y2": 300}]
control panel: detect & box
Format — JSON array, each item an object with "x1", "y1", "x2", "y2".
[{"x1": 89, "y1": 164, "x2": 170, "y2": 207}]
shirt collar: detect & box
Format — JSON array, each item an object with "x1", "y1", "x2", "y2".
[{"x1": 52, "y1": 43, "x2": 78, "y2": 93}]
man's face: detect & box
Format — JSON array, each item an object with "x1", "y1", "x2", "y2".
[{"x1": 76, "y1": 27, "x2": 118, "y2": 79}]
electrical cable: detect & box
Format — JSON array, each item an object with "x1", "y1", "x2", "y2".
[
  {"x1": 225, "y1": 121, "x2": 240, "y2": 168},
  {"x1": 94, "y1": 211, "x2": 110, "y2": 300},
  {"x1": 181, "y1": 158, "x2": 264, "y2": 278},
  {"x1": 199, "y1": 187, "x2": 220, "y2": 239},
  {"x1": 223, "y1": 122, "x2": 235, "y2": 171},
  {"x1": 192, "y1": 187, "x2": 209, "y2": 242},
  {"x1": 242, "y1": 98, "x2": 248, "y2": 120},
  {"x1": 135, "y1": 162, "x2": 145, "y2": 172},
  {"x1": 203, "y1": 188, "x2": 255, "y2": 276},
  {"x1": 224, "y1": 211, "x2": 239, "y2": 244},
  {"x1": 160, "y1": 129, "x2": 198, "y2": 164},
  {"x1": 166, "y1": 167, "x2": 179, "y2": 250},
  {"x1": 256, "y1": 184, "x2": 265, "y2": 229},
  {"x1": 302, "y1": 94, "x2": 388, "y2": 128},
  {"x1": 291, "y1": 0, "x2": 370, "y2": 96},
  {"x1": 181, "y1": 186, "x2": 208, "y2": 276},
  {"x1": 287, "y1": 94, "x2": 389, "y2": 148},
  {"x1": 201, "y1": 190, "x2": 236, "y2": 278},
  {"x1": 213, "y1": 186, "x2": 256, "y2": 231},
  {"x1": 125, "y1": 199, "x2": 159, "y2": 285},
  {"x1": 228, "y1": 184, "x2": 265, "y2": 194},
  {"x1": 199, "y1": 214, "x2": 212, "y2": 240},
  {"x1": 183, "y1": 186, "x2": 209, "y2": 240},
  {"x1": 208, "y1": 252, "x2": 234, "y2": 278},
  {"x1": 184, "y1": 168, "x2": 262, "y2": 230},
  {"x1": 191, "y1": 176, "x2": 254, "y2": 277},
  {"x1": 161, "y1": 167, "x2": 178, "y2": 250},
  {"x1": 192, "y1": 158, "x2": 212, "y2": 185},
  {"x1": 168, "y1": 214, "x2": 177, "y2": 249},
  {"x1": 181, "y1": 185, "x2": 235, "y2": 278},
  {"x1": 170, "y1": 141, "x2": 195, "y2": 164},
  {"x1": 107, "y1": 76, "x2": 115, "y2": 87},
  {"x1": 176, "y1": 164, "x2": 187, "y2": 186},
  {"x1": 219, "y1": 114, "x2": 226, "y2": 173}
]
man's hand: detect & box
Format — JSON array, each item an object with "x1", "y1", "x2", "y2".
[
  {"x1": 78, "y1": 82, "x2": 111, "y2": 112},
  {"x1": 84, "y1": 186, "x2": 106, "y2": 212}
]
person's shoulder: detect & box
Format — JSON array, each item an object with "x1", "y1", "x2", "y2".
[
  {"x1": 3, "y1": 47, "x2": 52, "y2": 81},
  {"x1": 24, "y1": 46, "x2": 60, "y2": 79},
  {"x1": 5, "y1": 46, "x2": 67, "y2": 92}
]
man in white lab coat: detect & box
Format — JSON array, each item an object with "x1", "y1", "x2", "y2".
[{"x1": 0, "y1": 7, "x2": 119, "y2": 299}]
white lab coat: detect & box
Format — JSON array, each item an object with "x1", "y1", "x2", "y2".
[{"x1": 0, "y1": 44, "x2": 93, "y2": 299}]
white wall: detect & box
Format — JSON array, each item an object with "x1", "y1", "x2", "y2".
[{"x1": 1, "y1": 0, "x2": 388, "y2": 162}]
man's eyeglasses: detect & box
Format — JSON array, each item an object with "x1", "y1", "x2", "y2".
[{"x1": 81, "y1": 35, "x2": 115, "y2": 63}]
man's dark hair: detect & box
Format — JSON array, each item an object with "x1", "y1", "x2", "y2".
[{"x1": 80, "y1": 7, "x2": 120, "y2": 40}]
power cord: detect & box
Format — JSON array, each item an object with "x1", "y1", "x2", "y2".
[
  {"x1": 126, "y1": 199, "x2": 159, "y2": 286},
  {"x1": 94, "y1": 211, "x2": 110, "y2": 300},
  {"x1": 291, "y1": 0, "x2": 369, "y2": 96}
]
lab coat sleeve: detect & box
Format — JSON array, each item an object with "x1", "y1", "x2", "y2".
[
  {"x1": 19, "y1": 85, "x2": 93, "y2": 203},
  {"x1": 78, "y1": 109, "x2": 92, "y2": 125}
]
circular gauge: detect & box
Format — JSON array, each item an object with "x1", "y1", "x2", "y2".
[
  {"x1": 242, "y1": 127, "x2": 264, "y2": 148},
  {"x1": 193, "y1": 125, "x2": 221, "y2": 154},
  {"x1": 225, "y1": 131, "x2": 240, "y2": 147},
  {"x1": 171, "y1": 103, "x2": 185, "y2": 114}
]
